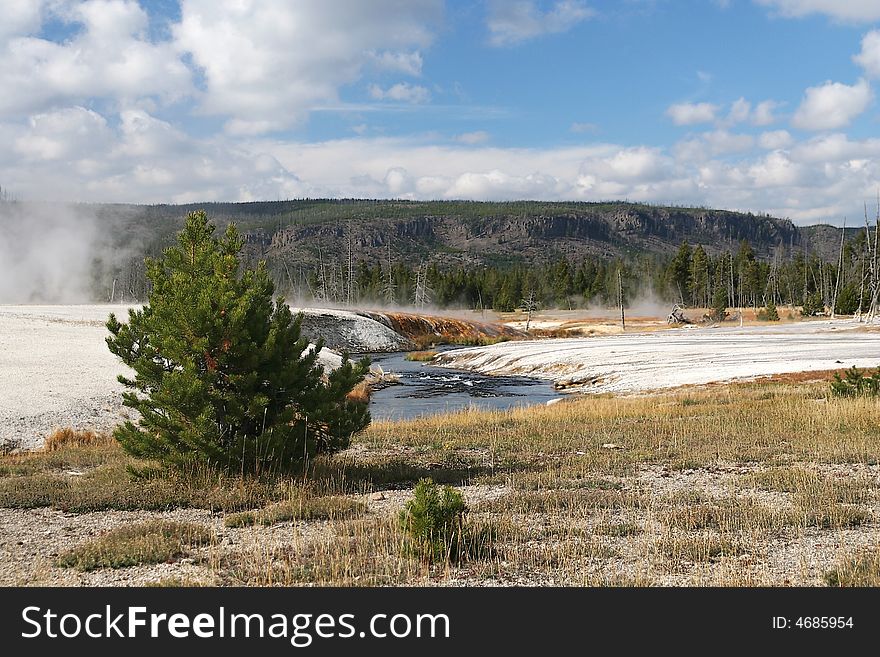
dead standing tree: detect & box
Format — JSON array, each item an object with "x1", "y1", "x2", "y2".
[{"x1": 521, "y1": 290, "x2": 538, "y2": 332}]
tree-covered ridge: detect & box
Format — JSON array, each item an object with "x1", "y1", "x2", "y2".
[{"x1": 8, "y1": 198, "x2": 861, "y2": 309}]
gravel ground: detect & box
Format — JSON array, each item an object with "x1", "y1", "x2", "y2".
[{"x1": 4, "y1": 465, "x2": 872, "y2": 587}]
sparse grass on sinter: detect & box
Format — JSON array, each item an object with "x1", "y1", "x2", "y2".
[
  {"x1": 825, "y1": 548, "x2": 880, "y2": 586},
  {"x1": 7, "y1": 379, "x2": 880, "y2": 586},
  {"x1": 657, "y1": 492, "x2": 789, "y2": 535},
  {"x1": 593, "y1": 521, "x2": 643, "y2": 537},
  {"x1": 56, "y1": 520, "x2": 214, "y2": 571},
  {"x1": 654, "y1": 533, "x2": 746, "y2": 564},
  {"x1": 225, "y1": 495, "x2": 366, "y2": 528}
]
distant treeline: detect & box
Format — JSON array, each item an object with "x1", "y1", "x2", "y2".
[{"x1": 268, "y1": 235, "x2": 866, "y2": 314}]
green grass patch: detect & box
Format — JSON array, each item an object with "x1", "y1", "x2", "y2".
[
  {"x1": 225, "y1": 496, "x2": 366, "y2": 528},
  {"x1": 56, "y1": 521, "x2": 213, "y2": 571}
]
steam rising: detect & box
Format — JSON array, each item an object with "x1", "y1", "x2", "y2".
[{"x1": 0, "y1": 202, "x2": 101, "y2": 303}]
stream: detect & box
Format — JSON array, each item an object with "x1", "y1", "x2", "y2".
[{"x1": 367, "y1": 348, "x2": 560, "y2": 421}]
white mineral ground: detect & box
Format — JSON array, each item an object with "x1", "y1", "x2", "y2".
[
  {"x1": 0, "y1": 305, "x2": 342, "y2": 449},
  {"x1": 435, "y1": 320, "x2": 880, "y2": 393},
  {"x1": 5, "y1": 304, "x2": 880, "y2": 450}
]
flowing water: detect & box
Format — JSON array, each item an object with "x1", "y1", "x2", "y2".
[{"x1": 368, "y1": 348, "x2": 560, "y2": 421}]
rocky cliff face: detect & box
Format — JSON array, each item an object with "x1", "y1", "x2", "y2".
[{"x1": 264, "y1": 203, "x2": 807, "y2": 269}]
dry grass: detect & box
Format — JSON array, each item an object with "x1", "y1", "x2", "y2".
[
  {"x1": 405, "y1": 350, "x2": 439, "y2": 362},
  {"x1": 6, "y1": 379, "x2": 880, "y2": 586},
  {"x1": 825, "y1": 548, "x2": 880, "y2": 586},
  {"x1": 43, "y1": 428, "x2": 116, "y2": 452},
  {"x1": 56, "y1": 520, "x2": 213, "y2": 571},
  {"x1": 346, "y1": 380, "x2": 372, "y2": 404}
]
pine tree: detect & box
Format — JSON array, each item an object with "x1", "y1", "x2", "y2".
[
  {"x1": 668, "y1": 241, "x2": 692, "y2": 304},
  {"x1": 690, "y1": 245, "x2": 710, "y2": 307},
  {"x1": 106, "y1": 211, "x2": 370, "y2": 473},
  {"x1": 710, "y1": 284, "x2": 728, "y2": 322}
]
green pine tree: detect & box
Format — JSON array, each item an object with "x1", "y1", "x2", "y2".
[
  {"x1": 106, "y1": 210, "x2": 370, "y2": 473},
  {"x1": 710, "y1": 285, "x2": 728, "y2": 322}
]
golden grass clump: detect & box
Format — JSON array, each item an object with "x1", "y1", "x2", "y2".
[
  {"x1": 43, "y1": 428, "x2": 115, "y2": 452},
  {"x1": 405, "y1": 350, "x2": 439, "y2": 362}
]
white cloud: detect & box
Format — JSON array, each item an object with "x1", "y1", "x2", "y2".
[
  {"x1": 6, "y1": 107, "x2": 880, "y2": 223},
  {"x1": 454, "y1": 131, "x2": 490, "y2": 144},
  {"x1": 755, "y1": 0, "x2": 880, "y2": 22},
  {"x1": 367, "y1": 50, "x2": 424, "y2": 76},
  {"x1": 666, "y1": 102, "x2": 719, "y2": 126},
  {"x1": 0, "y1": 0, "x2": 191, "y2": 117},
  {"x1": 854, "y1": 30, "x2": 880, "y2": 78},
  {"x1": 726, "y1": 97, "x2": 752, "y2": 124},
  {"x1": 758, "y1": 129, "x2": 794, "y2": 149},
  {"x1": 0, "y1": 0, "x2": 46, "y2": 45},
  {"x1": 792, "y1": 133, "x2": 880, "y2": 163},
  {"x1": 174, "y1": 0, "x2": 441, "y2": 134},
  {"x1": 487, "y1": 0, "x2": 595, "y2": 46},
  {"x1": 791, "y1": 79, "x2": 872, "y2": 131},
  {"x1": 674, "y1": 130, "x2": 755, "y2": 163},
  {"x1": 751, "y1": 100, "x2": 781, "y2": 126},
  {"x1": 368, "y1": 82, "x2": 431, "y2": 104},
  {"x1": 14, "y1": 106, "x2": 111, "y2": 161}
]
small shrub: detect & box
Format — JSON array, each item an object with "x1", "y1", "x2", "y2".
[
  {"x1": 830, "y1": 365, "x2": 880, "y2": 398},
  {"x1": 801, "y1": 292, "x2": 825, "y2": 317},
  {"x1": 758, "y1": 302, "x2": 779, "y2": 321},
  {"x1": 56, "y1": 520, "x2": 213, "y2": 571},
  {"x1": 399, "y1": 478, "x2": 467, "y2": 562}
]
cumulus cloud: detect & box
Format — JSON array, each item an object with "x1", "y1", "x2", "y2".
[
  {"x1": 0, "y1": 0, "x2": 46, "y2": 45},
  {"x1": 174, "y1": 0, "x2": 441, "y2": 134},
  {"x1": 0, "y1": 106, "x2": 306, "y2": 203},
  {"x1": 676, "y1": 130, "x2": 755, "y2": 162},
  {"x1": 758, "y1": 129, "x2": 794, "y2": 150},
  {"x1": 487, "y1": 0, "x2": 595, "y2": 46},
  {"x1": 666, "y1": 102, "x2": 719, "y2": 125},
  {"x1": 854, "y1": 30, "x2": 880, "y2": 78},
  {"x1": 751, "y1": 100, "x2": 781, "y2": 126},
  {"x1": 368, "y1": 82, "x2": 431, "y2": 104},
  {"x1": 6, "y1": 105, "x2": 880, "y2": 223},
  {"x1": 0, "y1": 0, "x2": 191, "y2": 117},
  {"x1": 755, "y1": 0, "x2": 880, "y2": 22},
  {"x1": 791, "y1": 78, "x2": 872, "y2": 131}
]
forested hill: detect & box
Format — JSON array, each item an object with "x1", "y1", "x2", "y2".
[
  {"x1": 3, "y1": 199, "x2": 859, "y2": 307},
  {"x1": 90, "y1": 199, "x2": 843, "y2": 267}
]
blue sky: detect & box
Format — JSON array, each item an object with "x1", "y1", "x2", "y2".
[{"x1": 4, "y1": 1, "x2": 880, "y2": 224}]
